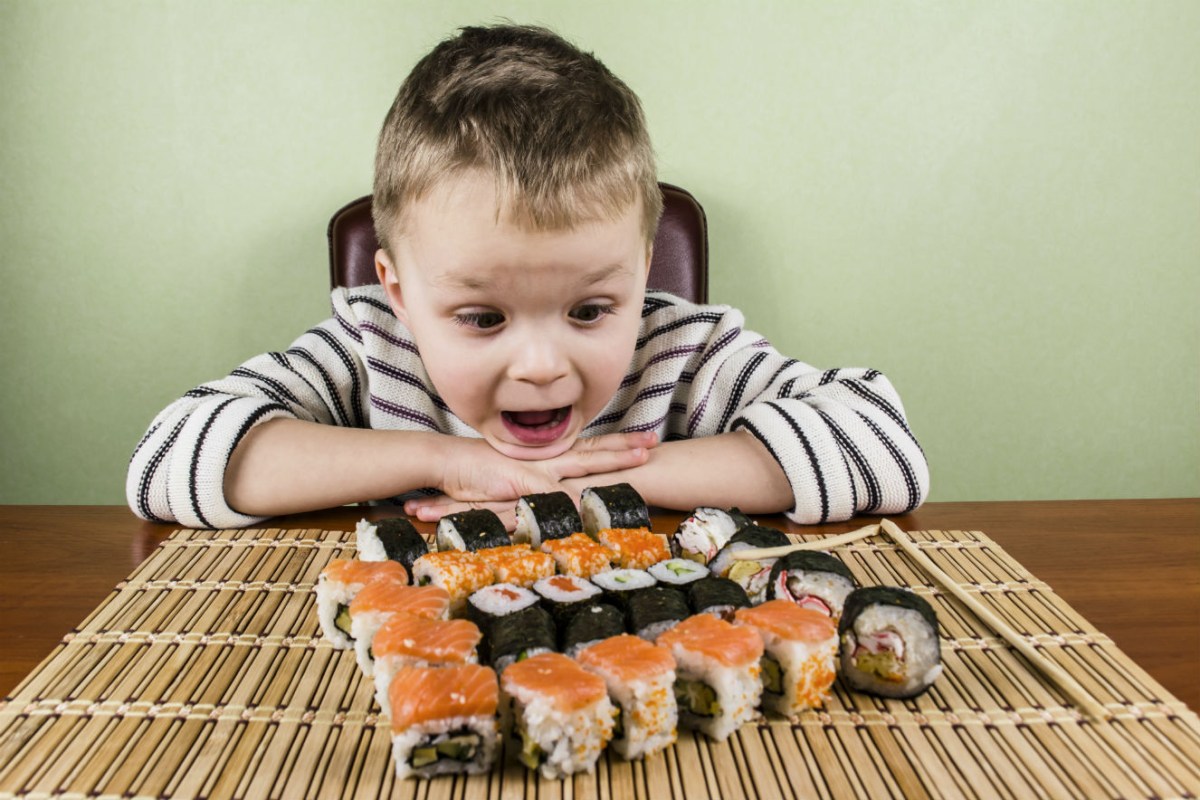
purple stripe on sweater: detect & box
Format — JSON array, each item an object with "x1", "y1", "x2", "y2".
[
  {"x1": 334, "y1": 311, "x2": 364, "y2": 343},
  {"x1": 361, "y1": 321, "x2": 420, "y2": 354},
  {"x1": 584, "y1": 382, "x2": 677, "y2": 431},
  {"x1": 366, "y1": 357, "x2": 451, "y2": 412},
  {"x1": 619, "y1": 344, "x2": 704, "y2": 388},
  {"x1": 686, "y1": 395, "x2": 710, "y2": 436},
  {"x1": 695, "y1": 328, "x2": 740, "y2": 372},
  {"x1": 370, "y1": 394, "x2": 440, "y2": 429}
]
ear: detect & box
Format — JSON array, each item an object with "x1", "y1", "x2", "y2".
[{"x1": 375, "y1": 249, "x2": 410, "y2": 326}]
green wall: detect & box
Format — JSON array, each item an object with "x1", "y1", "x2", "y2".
[{"x1": 2, "y1": 1, "x2": 1197, "y2": 505}]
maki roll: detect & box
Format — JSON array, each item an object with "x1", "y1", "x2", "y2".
[
  {"x1": 626, "y1": 586, "x2": 690, "y2": 641},
  {"x1": 476, "y1": 544, "x2": 555, "y2": 588},
  {"x1": 514, "y1": 491, "x2": 581, "y2": 547},
  {"x1": 687, "y1": 576, "x2": 751, "y2": 621},
  {"x1": 372, "y1": 614, "x2": 483, "y2": 711},
  {"x1": 767, "y1": 550, "x2": 858, "y2": 622},
  {"x1": 411, "y1": 550, "x2": 495, "y2": 614},
  {"x1": 580, "y1": 483, "x2": 651, "y2": 535},
  {"x1": 670, "y1": 507, "x2": 751, "y2": 564},
  {"x1": 838, "y1": 586, "x2": 942, "y2": 699},
  {"x1": 649, "y1": 558, "x2": 709, "y2": 587},
  {"x1": 657, "y1": 614, "x2": 764, "y2": 741},
  {"x1": 540, "y1": 532, "x2": 613, "y2": 578},
  {"x1": 533, "y1": 574, "x2": 602, "y2": 625},
  {"x1": 315, "y1": 559, "x2": 408, "y2": 649},
  {"x1": 576, "y1": 634, "x2": 678, "y2": 760},
  {"x1": 708, "y1": 524, "x2": 791, "y2": 603},
  {"x1": 436, "y1": 509, "x2": 510, "y2": 552},
  {"x1": 389, "y1": 663, "x2": 500, "y2": 780},
  {"x1": 734, "y1": 599, "x2": 838, "y2": 717},
  {"x1": 560, "y1": 602, "x2": 625, "y2": 657},
  {"x1": 502, "y1": 652, "x2": 616, "y2": 779},
  {"x1": 349, "y1": 582, "x2": 451, "y2": 676},
  {"x1": 488, "y1": 604, "x2": 557, "y2": 673},
  {"x1": 595, "y1": 527, "x2": 671, "y2": 570},
  {"x1": 356, "y1": 517, "x2": 428, "y2": 580},
  {"x1": 592, "y1": 568, "x2": 657, "y2": 611},
  {"x1": 467, "y1": 583, "x2": 540, "y2": 640}
]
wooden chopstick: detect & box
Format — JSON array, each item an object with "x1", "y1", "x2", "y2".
[
  {"x1": 729, "y1": 523, "x2": 881, "y2": 560},
  {"x1": 878, "y1": 518, "x2": 1111, "y2": 721}
]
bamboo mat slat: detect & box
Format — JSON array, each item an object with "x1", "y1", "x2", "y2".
[{"x1": 1, "y1": 527, "x2": 1198, "y2": 799}]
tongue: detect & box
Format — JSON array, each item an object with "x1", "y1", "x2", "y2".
[{"x1": 508, "y1": 409, "x2": 558, "y2": 427}]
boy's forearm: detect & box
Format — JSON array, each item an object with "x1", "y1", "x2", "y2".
[
  {"x1": 574, "y1": 430, "x2": 793, "y2": 516},
  {"x1": 224, "y1": 418, "x2": 446, "y2": 517}
]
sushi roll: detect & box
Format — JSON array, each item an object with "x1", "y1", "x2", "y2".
[
  {"x1": 734, "y1": 599, "x2": 838, "y2": 717},
  {"x1": 560, "y1": 602, "x2": 625, "y2": 657},
  {"x1": 372, "y1": 613, "x2": 483, "y2": 710},
  {"x1": 595, "y1": 527, "x2": 671, "y2": 570},
  {"x1": 838, "y1": 586, "x2": 942, "y2": 699},
  {"x1": 626, "y1": 586, "x2": 690, "y2": 641},
  {"x1": 576, "y1": 634, "x2": 678, "y2": 760},
  {"x1": 540, "y1": 532, "x2": 613, "y2": 578},
  {"x1": 466, "y1": 583, "x2": 540, "y2": 643},
  {"x1": 502, "y1": 652, "x2": 616, "y2": 779},
  {"x1": 767, "y1": 550, "x2": 858, "y2": 622},
  {"x1": 436, "y1": 508, "x2": 511, "y2": 552},
  {"x1": 592, "y1": 568, "x2": 657, "y2": 611},
  {"x1": 649, "y1": 558, "x2": 709, "y2": 587},
  {"x1": 657, "y1": 613, "x2": 764, "y2": 741},
  {"x1": 411, "y1": 550, "x2": 495, "y2": 613},
  {"x1": 349, "y1": 582, "x2": 451, "y2": 676},
  {"x1": 488, "y1": 604, "x2": 557, "y2": 673},
  {"x1": 687, "y1": 576, "x2": 751, "y2": 621},
  {"x1": 477, "y1": 544, "x2": 556, "y2": 588},
  {"x1": 708, "y1": 524, "x2": 791, "y2": 603},
  {"x1": 670, "y1": 507, "x2": 752, "y2": 564},
  {"x1": 580, "y1": 483, "x2": 651, "y2": 536},
  {"x1": 355, "y1": 517, "x2": 428, "y2": 580},
  {"x1": 533, "y1": 574, "x2": 602, "y2": 625},
  {"x1": 514, "y1": 491, "x2": 581, "y2": 547},
  {"x1": 315, "y1": 559, "x2": 408, "y2": 649},
  {"x1": 389, "y1": 663, "x2": 500, "y2": 780}
]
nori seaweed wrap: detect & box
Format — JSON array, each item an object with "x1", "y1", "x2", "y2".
[
  {"x1": 436, "y1": 508, "x2": 511, "y2": 552},
  {"x1": 560, "y1": 602, "x2": 625, "y2": 656},
  {"x1": 515, "y1": 491, "x2": 582, "y2": 547},
  {"x1": 838, "y1": 586, "x2": 942, "y2": 698},
  {"x1": 488, "y1": 604, "x2": 557, "y2": 673},
  {"x1": 766, "y1": 550, "x2": 858, "y2": 620},
  {"x1": 708, "y1": 524, "x2": 790, "y2": 601},
  {"x1": 626, "y1": 585, "x2": 690, "y2": 641},
  {"x1": 356, "y1": 517, "x2": 428, "y2": 582},
  {"x1": 687, "y1": 576, "x2": 751, "y2": 621},
  {"x1": 580, "y1": 483, "x2": 651, "y2": 535}
]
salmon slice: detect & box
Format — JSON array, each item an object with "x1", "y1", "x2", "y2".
[
  {"x1": 373, "y1": 613, "x2": 482, "y2": 664},
  {"x1": 657, "y1": 612, "x2": 763, "y2": 667},
  {"x1": 734, "y1": 599, "x2": 837, "y2": 642},
  {"x1": 389, "y1": 663, "x2": 499, "y2": 731},
  {"x1": 501, "y1": 652, "x2": 608, "y2": 712},
  {"x1": 321, "y1": 558, "x2": 408, "y2": 587},
  {"x1": 349, "y1": 582, "x2": 450, "y2": 620},
  {"x1": 576, "y1": 634, "x2": 675, "y2": 680}
]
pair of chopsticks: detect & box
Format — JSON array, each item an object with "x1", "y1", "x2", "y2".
[{"x1": 731, "y1": 518, "x2": 1111, "y2": 721}]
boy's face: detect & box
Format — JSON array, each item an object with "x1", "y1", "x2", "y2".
[{"x1": 376, "y1": 170, "x2": 651, "y2": 461}]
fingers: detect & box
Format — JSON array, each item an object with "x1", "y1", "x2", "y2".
[
  {"x1": 552, "y1": 442, "x2": 652, "y2": 480},
  {"x1": 571, "y1": 430, "x2": 658, "y2": 453},
  {"x1": 403, "y1": 496, "x2": 517, "y2": 529}
]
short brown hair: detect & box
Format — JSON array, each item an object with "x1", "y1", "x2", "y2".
[{"x1": 373, "y1": 24, "x2": 661, "y2": 252}]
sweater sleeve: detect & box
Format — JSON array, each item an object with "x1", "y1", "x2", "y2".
[
  {"x1": 682, "y1": 306, "x2": 929, "y2": 524},
  {"x1": 126, "y1": 290, "x2": 371, "y2": 528}
]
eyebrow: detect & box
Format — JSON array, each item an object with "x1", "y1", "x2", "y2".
[{"x1": 436, "y1": 263, "x2": 631, "y2": 291}]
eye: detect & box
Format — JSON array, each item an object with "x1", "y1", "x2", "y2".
[
  {"x1": 569, "y1": 303, "x2": 616, "y2": 324},
  {"x1": 454, "y1": 310, "x2": 506, "y2": 330}
]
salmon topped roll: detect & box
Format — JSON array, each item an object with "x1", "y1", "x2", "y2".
[
  {"x1": 734, "y1": 599, "x2": 838, "y2": 717},
  {"x1": 501, "y1": 652, "x2": 616, "y2": 779},
  {"x1": 372, "y1": 614, "x2": 483, "y2": 711},
  {"x1": 390, "y1": 663, "x2": 500, "y2": 780},
  {"x1": 657, "y1": 613, "x2": 764, "y2": 741},
  {"x1": 315, "y1": 559, "x2": 408, "y2": 649},
  {"x1": 348, "y1": 582, "x2": 451, "y2": 676},
  {"x1": 576, "y1": 634, "x2": 678, "y2": 760}
]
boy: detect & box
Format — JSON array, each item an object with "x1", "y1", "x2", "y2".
[{"x1": 127, "y1": 24, "x2": 928, "y2": 530}]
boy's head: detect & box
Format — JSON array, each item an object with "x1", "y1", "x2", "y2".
[{"x1": 371, "y1": 24, "x2": 661, "y2": 254}]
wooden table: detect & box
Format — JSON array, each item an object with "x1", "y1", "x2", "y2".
[{"x1": 1, "y1": 499, "x2": 1197, "y2": 712}]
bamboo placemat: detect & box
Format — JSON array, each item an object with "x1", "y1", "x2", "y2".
[{"x1": 1, "y1": 526, "x2": 1197, "y2": 800}]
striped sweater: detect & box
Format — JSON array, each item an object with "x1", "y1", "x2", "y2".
[{"x1": 127, "y1": 287, "x2": 929, "y2": 528}]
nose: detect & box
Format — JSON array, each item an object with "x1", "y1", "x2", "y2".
[{"x1": 506, "y1": 327, "x2": 570, "y2": 385}]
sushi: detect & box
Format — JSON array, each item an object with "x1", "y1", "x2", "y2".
[
  {"x1": 687, "y1": 576, "x2": 751, "y2": 621},
  {"x1": 355, "y1": 517, "x2": 428, "y2": 580},
  {"x1": 372, "y1": 613, "x2": 483, "y2": 711},
  {"x1": 576, "y1": 634, "x2": 678, "y2": 760},
  {"x1": 657, "y1": 613, "x2": 764, "y2": 741},
  {"x1": 767, "y1": 550, "x2": 857, "y2": 622},
  {"x1": 540, "y1": 532, "x2": 613, "y2": 578},
  {"x1": 315, "y1": 559, "x2": 408, "y2": 649},
  {"x1": 466, "y1": 583, "x2": 541, "y2": 660},
  {"x1": 436, "y1": 508, "x2": 511, "y2": 552},
  {"x1": 514, "y1": 491, "x2": 581, "y2": 547},
  {"x1": 591, "y1": 568, "x2": 657, "y2": 611},
  {"x1": 560, "y1": 602, "x2": 625, "y2": 657},
  {"x1": 648, "y1": 558, "x2": 709, "y2": 588},
  {"x1": 838, "y1": 586, "x2": 942, "y2": 699},
  {"x1": 487, "y1": 604, "x2": 557, "y2": 673},
  {"x1": 501, "y1": 652, "x2": 616, "y2": 779},
  {"x1": 708, "y1": 524, "x2": 791, "y2": 602},
  {"x1": 670, "y1": 507, "x2": 751, "y2": 564},
  {"x1": 348, "y1": 581, "x2": 451, "y2": 676},
  {"x1": 532, "y1": 574, "x2": 602, "y2": 625},
  {"x1": 595, "y1": 527, "x2": 671, "y2": 570},
  {"x1": 580, "y1": 483, "x2": 651, "y2": 535},
  {"x1": 734, "y1": 599, "x2": 838, "y2": 717},
  {"x1": 626, "y1": 586, "x2": 690, "y2": 641},
  {"x1": 411, "y1": 549, "x2": 495, "y2": 613},
  {"x1": 477, "y1": 544, "x2": 555, "y2": 588},
  {"x1": 390, "y1": 663, "x2": 499, "y2": 780}
]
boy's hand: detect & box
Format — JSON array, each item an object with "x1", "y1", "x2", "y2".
[{"x1": 404, "y1": 430, "x2": 657, "y2": 528}]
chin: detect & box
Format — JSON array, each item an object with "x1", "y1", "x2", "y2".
[{"x1": 487, "y1": 435, "x2": 576, "y2": 462}]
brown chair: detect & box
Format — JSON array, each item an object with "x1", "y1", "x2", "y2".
[{"x1": 327, "y1": 183, "x2": 709, "y2": 303}]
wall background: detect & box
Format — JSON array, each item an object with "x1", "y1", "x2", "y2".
[{"x1": 2, "y1": 1, "x2": 1197, "y2": 506}]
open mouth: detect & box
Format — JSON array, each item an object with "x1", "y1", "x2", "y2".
[{"x1": 500, "y1": 407, "x2": 572, "y2": 446}]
